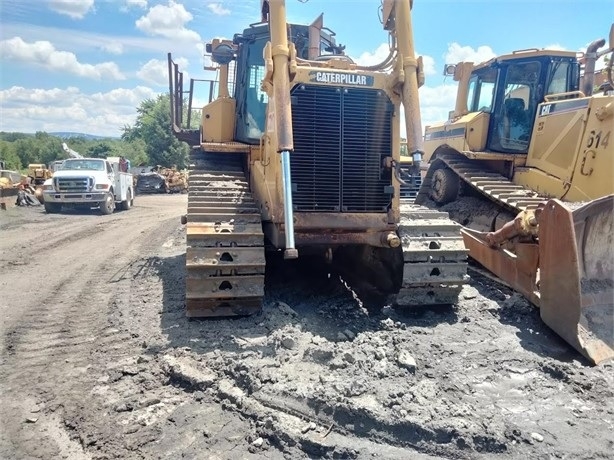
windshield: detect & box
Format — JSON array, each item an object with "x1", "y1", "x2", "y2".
[{"x1": 61, "y1": 159, "x2": 106, "y2": 171}]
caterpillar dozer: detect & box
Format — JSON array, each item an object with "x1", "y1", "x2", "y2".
[
  {"x1": 416, "y1": 25, "x2": 614, "y2": 364},
  {"x1": 27, "y1": 163, "x2": 53, "y2": 202},
  {"x1": 168, "y1": 0, "x2": 469, "y2": 318}
]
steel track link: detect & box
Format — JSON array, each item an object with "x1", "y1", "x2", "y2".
[
  {"x1": 417, "y1": 152, "x2": 548, "y2": 215},
  {"x1": 184, "y1": 151, "x2": 265, "y2": 317},
  {"x1": 395, "y1": 197, "x2": 469, "y2": 306}
]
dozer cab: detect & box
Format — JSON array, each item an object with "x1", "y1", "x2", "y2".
[
  {"x1": 417, "y1": 25, "x2": 614, "y2": 364},
  {"x1": 168, "y1": 0, "x2": 468, "y2": 318}
]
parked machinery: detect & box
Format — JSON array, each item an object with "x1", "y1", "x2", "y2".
[
  {"x1": 168, "y1": 0, "x2": 468, "y2": 318},
  {"x1": 417, "y1": 25, "x2": 614, "y2": 364},
  {"x1": 27, "y1": 163, "x2": 53, "y2": 202},
  {"x1": 135, "y1": 167, "x2": 188, "y2": 194}
]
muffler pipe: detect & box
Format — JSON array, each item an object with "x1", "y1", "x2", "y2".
[
  {"x1": 583, "y1": 38, "x2": 606, "y2": 96},
  {"x1": 281, "y1": 150, "x2": 298, "y2": 259}
]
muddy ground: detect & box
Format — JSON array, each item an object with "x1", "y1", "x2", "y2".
[{"x1": 0, "y1": 194, "x2": 612, "y2": 460}]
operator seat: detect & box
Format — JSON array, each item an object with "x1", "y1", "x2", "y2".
[{"x1": 502, "y1": 97, "x2": 530, "y2": 146}]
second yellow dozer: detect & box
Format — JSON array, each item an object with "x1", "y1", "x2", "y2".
[
  {"x1": 416, "y1": 26, "x2": 614, "y2": 364},
  {"x1": 27, "y1": 163, "x2": 53, "y2": 202}
]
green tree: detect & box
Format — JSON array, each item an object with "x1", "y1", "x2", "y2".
[
  {"x1": 122, "y1": 138, "x2": 149, "y2": 166},
  {"x1": 0, "y1": 132, "x2": 32, "y2": 142},
  {"x1": 86, "y1": 141, "x2": 117, "y2": 158},
  {"x1": 0, "y1": 141, "x2": 22, "y2": 170},
  {"x1": 122, "y1": 94, "x2": 189, "y2": 169}
]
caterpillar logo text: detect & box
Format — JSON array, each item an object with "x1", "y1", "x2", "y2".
[{"x1": 309, "y1": 71, "x2": 374, "y2": 86}]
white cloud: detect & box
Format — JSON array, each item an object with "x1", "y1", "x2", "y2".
[
  {"x1": 353, "y1": 43, "x2": 436, "y2": 75},
  {"x1": 137, "y1": 57, "x2": 188, "y2": 86},
  {"x1": 101, "y1": 41, "x2": 124, "y2": 55},
  {"x1": 543, "y1": 43, "x2": 567, "y2": 51},
  {"x1": 0, "y1": 37, "x2": 125, "y2": 80},
  {"x1": 1, "y1": 86, "x2": 159, "y2": 137},
  {"x1": 353, "y1": 43, "x2": 392, "y2": 67},
  {"x1": 207, "y1": 3, "x2": 231, "y2": 16},
  {"x1": 136, "y1": 1, "x2": 202, "y2": 43},
  {"x1": 48, "y1": 0, "x2": 94, "y2": 19},
  {"x1": 397, "y1": 84, "x2": 459, "y2": 138},
  {"x1": 127, "y1": 0, "x2": 148, "y2": 8},
  {"x1": 419, "y1": 84, "x2": 459, "y2": 128},
  {"x1": 420, "y1": 55, "x2": 436, "y2": 76},
  {"x1": 120, "y1": 0, "x2": 148, "y2": 13},
  {"x1": 1, "y1": 22, "x2": 201, "y2": 59},
  {"x1": 445, "y1": 43, "x2": 496, "y2": 65}
]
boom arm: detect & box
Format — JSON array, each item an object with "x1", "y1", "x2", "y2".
[
  {"x1": 383, "y1": 0, "x2": 425, "y2": 168},
  {"x1": 62, "y1": 143, "x2": 83, "y2": 159}
]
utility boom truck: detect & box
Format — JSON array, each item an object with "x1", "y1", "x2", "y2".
[{"x1": 42, "y1": 157, "x2": 134, "y2": 215}]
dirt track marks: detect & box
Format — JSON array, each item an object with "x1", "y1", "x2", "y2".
[{"x1": 0, "y1": 195, "x2": 186, "y2": 460}]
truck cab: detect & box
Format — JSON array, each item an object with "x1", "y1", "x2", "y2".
[{"x1": 42, "y1": 157, "x2": 134, "y2": 215}]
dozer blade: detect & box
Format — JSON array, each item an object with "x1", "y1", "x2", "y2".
[
  {"x1": 461, "y1": 228, "x2": 540, "y2": 307},
  {"x1": 539, "y1": 196, "x2": 614, "y2": 365},
  {"x1": 461, "y1": 196, "x2": 614, "y2": 365}
]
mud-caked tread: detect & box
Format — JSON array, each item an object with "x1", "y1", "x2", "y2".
[
  {"x1": 185, "y1": 151, "x2": 265, "y2": 317},
  {"x1": 430, "y1": 167, "x2": 460, "y2": 204},
  {"x1": 418, "y1": 152, "x2": 548, "y2": 214},
  {"x1": 393, "y1": 201, "x2": 469, "y2": 306}
]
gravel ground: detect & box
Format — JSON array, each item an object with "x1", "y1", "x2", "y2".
[{"x1": 1, "y1": 194, "x2": 612, "y2": 460}]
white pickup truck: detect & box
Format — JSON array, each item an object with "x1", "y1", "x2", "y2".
[{"x1": 42, "y1": 157, "x2": 134, "y2": 214}]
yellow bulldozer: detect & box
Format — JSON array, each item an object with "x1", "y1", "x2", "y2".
[
  {"x1": 168, "y1": 0, "x2": 468, "y2": 318},
  {"x1": 416, "y1": 26, "x2": 614, "y2": 364},
  {"x1": 27, "y1": 163, "x2": 53, "y2": 202}
]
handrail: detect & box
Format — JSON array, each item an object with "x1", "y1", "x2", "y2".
[{"x1": 544, "y1": 90, "x2": 586, "y2": 102}]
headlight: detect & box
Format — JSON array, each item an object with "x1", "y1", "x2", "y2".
[
  {"x1": 95, "y1": 184, "x2": 110, "y2": 190},
  {"x1": 43, "y1": 184, "x2": 55, "y2": 191}
]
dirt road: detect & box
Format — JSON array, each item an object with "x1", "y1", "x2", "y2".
[{"x1": 1, "y1": 195, "x2": 612, "y2": 459}]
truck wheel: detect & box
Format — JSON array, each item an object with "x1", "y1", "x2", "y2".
[
  {"x1": 44, "y1": 202, "x2": 61, "y2": 214},
  {"x1": 100, "y1": 192, "x2": 115, "y2": 215},
  {"x1": 121, "y1": 189, "x2": 132, "y2": 211},
  {"x1": 430, "y1": 167, "x2": 459, "y2": 204}
]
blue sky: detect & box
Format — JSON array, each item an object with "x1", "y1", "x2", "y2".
[{"x1": 1, "y1": 0, "x2": 613, "y2": 137}]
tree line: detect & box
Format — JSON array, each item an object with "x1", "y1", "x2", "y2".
[{"x1": 0, "y1": 94, "x2": 191, "y2": 172}]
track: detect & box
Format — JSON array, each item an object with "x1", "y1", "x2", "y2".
[
  {"x1": 184, "y1": 151, "x2": 266, "y2": 317},
  {"x1": 186, "y1": 154, "x2": 468, "y2": 311},
  {"x1": 395, "y1": 202, "x2": 468, "y2": 306},
  {"x1": 416, "y1": 152, "x2": 548, "y2": 216},
  {"x1": 394, "y1": 176, "x2": 468, "y2": 306}
]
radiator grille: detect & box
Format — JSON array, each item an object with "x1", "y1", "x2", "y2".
[
  {"x1": 56, "y1": 177, "x2": 92, "y2": 193},
  {"x1": 290, "y1": 84, "x2": 393, "y2": 212}
]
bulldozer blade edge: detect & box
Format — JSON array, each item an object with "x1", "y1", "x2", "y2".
[{"x1": 539, "y1": 196, "x2": 614, "y2": 365}]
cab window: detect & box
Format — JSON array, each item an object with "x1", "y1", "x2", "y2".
[
  {"x1": 468, "y1": 67, "x2": 497, "y2": 113},
  {"x1": 546, "y1": 60, "x2": 578, "y2": 96},
  {"x1": 489, "y1": 61, "x2": 541, "y2": 152}
]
